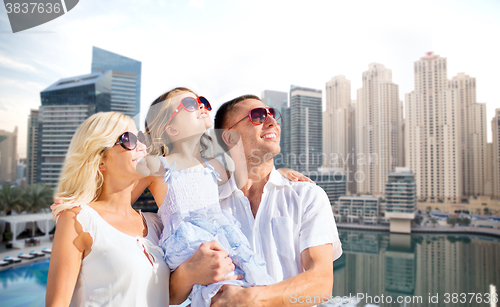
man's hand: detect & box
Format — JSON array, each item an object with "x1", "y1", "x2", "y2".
[
  {"x1": 169, "y1": 241, "x2": 243, "y2": 304},
  {"x1": 211, "y1": 285, "x2": 260, "y2": 307},
  {"x1": 185, "y1": 241, "x2": 241, "y2": 285}
]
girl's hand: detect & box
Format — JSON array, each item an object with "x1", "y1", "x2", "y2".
[
  {"x1": 50, "y1": 197, "x2": 63, "y2": 212},
  {"x1": 277, "y1": 168, "x2": 315, "y2": 184}
]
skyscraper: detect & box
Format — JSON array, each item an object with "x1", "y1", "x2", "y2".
[
  {"x1": 38, "y1": 71, "x2": 112, "y2": 187},
  {"x1": 91, "y1": 46, "x2": 142, "y2": 123},
  {"x1": 448, "y1": 73, "x2": 487, "y2": 197},
  {"x1": 323, "y1": 75, "x2": 357, "y2": 193},
  {"x1": 261, "y1": 90, "x2": 290, "y2": 168},
  {"x1": 357, "y1": 63, "x2": 403, "y2": 195},
  {"x1": 493, "y1": 108, "x2": 500, "y2": 198},
  {"x1": 406, "y1": 52, "x2": 462, "y2": 203},
  {"x1": 290, "y1": 86, "x2": 322, "y2": 172},
  {"x1": 26, "y1": 109, "x2": 39, "y2": 185},
  {"x1": 0, "y1": 127, "x2": 18, "y2": 183}
]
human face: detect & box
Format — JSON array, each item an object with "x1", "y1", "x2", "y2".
[
  {"x1": 102, "y1": 120, "x2": 148, "y2": 180},
  {"x1": 225, "y1": 99, "x2": 281, "y2": 164},
  {"x1": 167, "y1": 92, "x2": 212, "y2": 136}
]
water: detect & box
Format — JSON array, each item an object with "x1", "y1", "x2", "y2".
[
  {"x1": 1, "y1": 231, "x2": 499, "y2": 307},
  {"x1": 332, "y1": 230, "x2": 500, "y2": 306}
]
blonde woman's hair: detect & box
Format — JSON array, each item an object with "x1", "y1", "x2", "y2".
[
  {"x1": 53, "y1": 112, "x2": 131, "y2": 220},
  {"x1": 145, "y1": 87, "x2": 212, "y2": 157}
]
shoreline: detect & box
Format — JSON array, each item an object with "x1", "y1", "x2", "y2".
[{"x1": 336, "y1": 223, "x2": 500, "y2": 238}]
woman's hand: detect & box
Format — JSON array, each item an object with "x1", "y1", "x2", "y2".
[{"x1": 277, "y1": 168, "x2": 315, "y2": 184}]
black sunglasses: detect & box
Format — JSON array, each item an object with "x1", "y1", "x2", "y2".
[{"x1": 112, "y1": 131, "x2": 147, "y2": 151}]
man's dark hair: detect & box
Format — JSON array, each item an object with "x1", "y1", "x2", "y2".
[{"x1": 214, "y1": 94, "x2": 261, "y2": 152}]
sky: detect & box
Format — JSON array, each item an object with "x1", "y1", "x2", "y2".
[{"x1": 0, "y1": 0, "x2": 499, "y2": 159}]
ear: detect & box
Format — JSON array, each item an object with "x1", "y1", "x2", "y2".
[
  {"x1": 222, "y1": 130, "x2": 240, "y2": 148},
  {"x1": 99, "y1": 162, "x2": 106, "y2": 171},
  {"x1": 165, "y1": 125, "x2": 179, "y2": 137}
]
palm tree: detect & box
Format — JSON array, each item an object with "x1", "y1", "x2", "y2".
[
  {"x1": 24, "y1": 184, "x2": 53, "y2": 213},
  {"x1": 0, "y1": 183, "x2": 26, "y2": 215}
]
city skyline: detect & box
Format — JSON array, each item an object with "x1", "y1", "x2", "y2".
[{"x1": 1, "y1": 0, "x2": 499, "y2": 158}]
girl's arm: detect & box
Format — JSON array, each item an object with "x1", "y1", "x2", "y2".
[
  {"x1": 46, "y1": 208, "x2": 92, "y2": 307},
  {"x1": 131, "y1": 156, "x2": 165, "y2": 205}
]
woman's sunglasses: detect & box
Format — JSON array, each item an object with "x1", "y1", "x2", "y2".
[
  {"x1": 113, "y1": 131, "x2": 147, "y2": 151},
  {"x1": 166, "y1": 96, "x2": 212, "y2": 125},
  {"x1": 228, "y1": 107, "x2": 282, "y2": 130}
]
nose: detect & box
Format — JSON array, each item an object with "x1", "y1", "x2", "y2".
[
  {"x1": 264, "y1": 111, "x2": 278, "y2": 127},
  {"x1": 137, "y1": 138, "x2": 147, "y2": 152},
  {"x1": 198, "y1": 102, "x2": 204, "y2": 110}
]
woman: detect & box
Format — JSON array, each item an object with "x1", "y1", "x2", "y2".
[{"x1": 46, "y1": 112, "x2": 169, "y2": 307}]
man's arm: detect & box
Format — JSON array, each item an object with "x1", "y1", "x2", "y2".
[
  {"x1": 211, "y1": 243, "x2": 334, "y2": 307},
  {"x1": 169, "y1": 241, "x2": 242, "y2": 304}
]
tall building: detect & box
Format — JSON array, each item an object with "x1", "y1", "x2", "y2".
[
  {"x1": 406, "y1": 52, "x2": 462, "y2": 203},
  {"x1": 26, "y1": 109, "x2": 39, "y2": 185},
  {"x1": 91, "y1": 46, "x2": 142, "y2": 122},
  {"x1": 323, "y1": 75, "x2": 357, "y2": 194},
  {"x1": 485, "y1": 142, "x2": 493, "y2": 196},
  {"x1": 493, "y1": 108, "x2": 500, "y2": 198},
  {"x1": 0, "y1": 127, "x2": 18, "y2": 183},
  {"x1": 448, "y1": 73, "x2": 487, "y2": 197},
  {"x1": 261, "y1": 90, "x2": 290, "y2": 168},
  {"x1": 38, "y1": 71, "x2": 112, "y2": 187},
  {"x1": 356, "y1": 63, "x2": 403, "y2": 195},
  {"x1": 290, "y1": 86, "x2": 322, "y2": 172}
]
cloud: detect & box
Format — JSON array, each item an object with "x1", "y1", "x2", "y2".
[{"x1": 0, "y1": 53, "x2": 39, "y2": 73}]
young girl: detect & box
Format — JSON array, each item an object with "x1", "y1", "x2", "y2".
[{"x1": 134, "y1": 87, "x2": 308, "y2": 306}]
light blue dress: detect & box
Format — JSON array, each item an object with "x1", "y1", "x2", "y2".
[{"x1": 157, "y1": 157, "x2": 274, "y2": 307}]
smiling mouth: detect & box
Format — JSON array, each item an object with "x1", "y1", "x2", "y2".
[
  {"x1": 198, "y1": 113, "x2": 208, "y2": 119},
  {"x1": 261, "y1": 133, "x2": 277, "y2": 139},
  {"x1": 133, "y1": 157, "x2": 145, "y2": 163}
]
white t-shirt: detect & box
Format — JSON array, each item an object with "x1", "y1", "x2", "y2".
[
  {"x1": 218, "y1": 168, "x2": 343, "y2": 282},
  {"x1": 70, "y1": 204, "x2": 170, "y2": 307}
]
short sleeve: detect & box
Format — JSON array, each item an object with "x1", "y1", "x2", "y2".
[{"x1": 298, "y1": 185, "x2": 343, "y2": 261}]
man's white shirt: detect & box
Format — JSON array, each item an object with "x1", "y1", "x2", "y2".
[{"x1": 218, "y1": 167, "x2": 343, "y2": 282}]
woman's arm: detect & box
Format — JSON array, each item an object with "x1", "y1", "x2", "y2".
[
  {"x1": 46, "y1": 208, "x2": 92, "y2": 307},
  {"x1": 277, "y1": 168, "x2": 315, "y2": 184}
]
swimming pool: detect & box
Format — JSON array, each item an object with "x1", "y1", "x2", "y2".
[
  {"x1": 0, "y1": 257, "x2": 190, "y2": 307},
  {"x1": 0, "y1": 258, "x2": 49, "y2": 307}
]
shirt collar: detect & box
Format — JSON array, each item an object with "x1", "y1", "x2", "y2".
[{"x1": 266, "y1": 167, "x2": 290, "y2": 187}]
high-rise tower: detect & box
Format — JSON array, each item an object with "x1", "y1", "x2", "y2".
[
  {"x1": 406, "y1": 52, "x2": 462, "y2": 203},
  {"x1": 357, "y1": 63, "x2": 402, "y2": 195}
]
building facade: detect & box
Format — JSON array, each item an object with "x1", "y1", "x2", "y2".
[
  {"x1": 448, "y1": 73, "x2": 487, "y2": 197},
  {"x1": 0, "y1": 127, "x2": 18, "y2": 183},
  {"x1": 405, "y1": 52, "x2": 462, "y2": 203},
  {"x1": 26, "y1": 109, "x2": 39, "y2": 185},
  {"x1": 323, "y1": 75, "x2": 357, "y2": 194},
  {"x1": 493, "y1": 109, "x2": 500, "y2": 198},
  {"x1": 304, "y1": 167, "x2": 346, "y2": 205},
  {"x1": 38, "y1": 71, "x2": 112, "y2": 187},
  {"x1": 91, "y1": 46, "x2": 142, "y2": 122},
  {"x1": 357, "y1": 63, "x2": 403, "y2": 195},
  {"x1": 290, "y1": 86, "x2": 322, "y2": 172},
  {"x1": 385, "y1": 167, "x2": 417, "y2": 215}
]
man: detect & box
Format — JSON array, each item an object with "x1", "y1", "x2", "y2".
[{"x1": 169, "y1": 95, "x2": 342, "y2": 306}]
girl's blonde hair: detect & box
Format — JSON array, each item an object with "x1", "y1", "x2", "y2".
[
  {"x1": 145, "y1": 87, "x2": 212, "y2": 157},
  {"x1": 53, "y1": 112, "x2": 131, "y2": 219}
]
